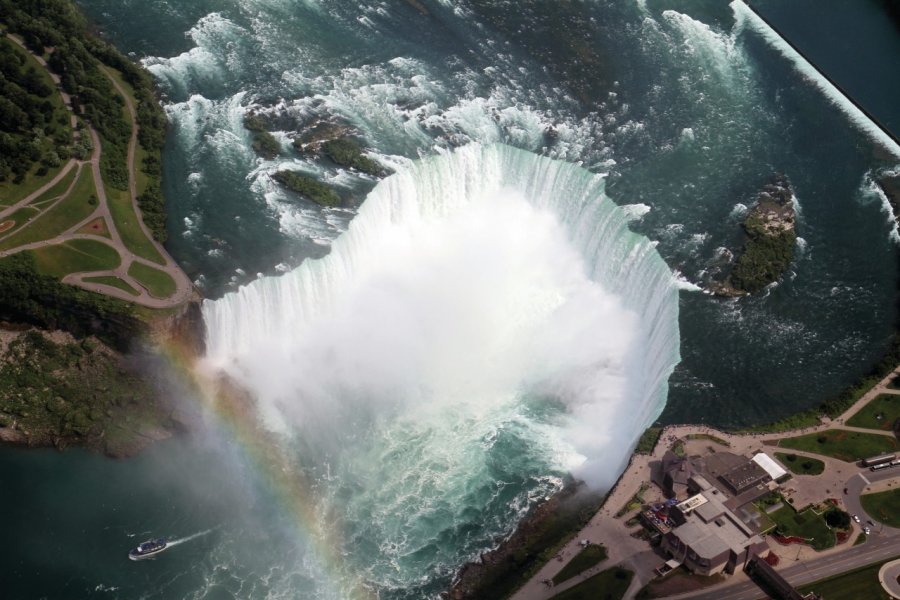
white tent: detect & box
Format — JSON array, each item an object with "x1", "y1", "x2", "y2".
[{"x1": 752, "y1": 452, "x2": 787, "y2": 481}]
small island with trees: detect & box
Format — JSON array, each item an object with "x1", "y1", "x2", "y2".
[{"x1": 712, "y1": 174, "x2": 797, "y2": 296}]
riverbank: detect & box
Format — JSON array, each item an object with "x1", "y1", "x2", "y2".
[{"x1": 0, "y1": 298, "x2": 205, "y2": 457}]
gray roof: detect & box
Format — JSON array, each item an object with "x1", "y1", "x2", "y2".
[{"x1": 671, "y1": 490, "x2": 763, "y2": 559}]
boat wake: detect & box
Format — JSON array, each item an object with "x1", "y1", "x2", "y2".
[{"x1": 166, "y1": 528, "x2": 215, "y2": 548}]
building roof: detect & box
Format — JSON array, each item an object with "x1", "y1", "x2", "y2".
[
  {"x1": 752, "y1": 452, "x2": 787, "y2": 481},
  {"x1": 669, "y1": 489, "x2": 763, "y2": 560},
  {"x1": 701, "y1": 452, "x2": 749, "y2": 479},
  {"x1": 720, "y1": 461, "x2": 769, "y2": 493}
]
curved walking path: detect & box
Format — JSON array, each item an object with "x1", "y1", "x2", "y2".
[
  {"x1": 0, "y1": 36, "x2": 193, "y2": 308},
  {"x1": 512, "y1": 365, "x2": 900, "y2": 600},
  {"x1": 879, "y1": 558, "x2": 900, "y2": 599}
]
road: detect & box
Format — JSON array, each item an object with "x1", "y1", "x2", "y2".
[{"x1": 675, "y1": 534, "x2": 900, "y2": 599}]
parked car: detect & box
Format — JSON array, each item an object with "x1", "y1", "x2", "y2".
[
  {"x1": 853, "y1": 514, "x2": 861, "y2": 523},
  {"x1": 864, "y1": 526, "x2": 871, "y2": 535}
]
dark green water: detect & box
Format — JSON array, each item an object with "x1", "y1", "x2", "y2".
[{"x1": 752, "y1": 0, "x2": 900, "y2": 142}]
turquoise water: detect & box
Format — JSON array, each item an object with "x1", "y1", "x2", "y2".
[{"x1": 2, "y1": 0, "x2": 899, "y2": 597}]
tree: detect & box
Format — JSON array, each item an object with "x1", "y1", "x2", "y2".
[{"x1": 825, "y1": 509, "x2": 851, "y2": 530}]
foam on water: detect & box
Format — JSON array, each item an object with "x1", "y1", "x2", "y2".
[
  {"x1": 203, "y1": 143, "x2": 680, "y2": 593},
  {"x1": 860, "y1": 170, "x2": 900, "y2": 244}
]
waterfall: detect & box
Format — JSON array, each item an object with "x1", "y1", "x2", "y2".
[{"x1": 204, "y1": 143, "x2": 680, "y2": 488}]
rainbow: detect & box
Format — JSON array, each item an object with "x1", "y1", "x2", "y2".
[{"x1": 157, "y1": 331, "x2": 375, "y2": 600}]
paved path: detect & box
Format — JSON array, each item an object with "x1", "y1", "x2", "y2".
[
  {"x1": 879, "y1": 558, "x2": 900, "y2": 599},
  {"x1": 0, "y1": 36, "x2": 194, "y2": 308},
  {"x1": 511, "y1": 366, "x2": 900, "y2": 600}
]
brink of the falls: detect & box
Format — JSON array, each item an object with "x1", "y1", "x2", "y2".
[{"x1": 202, "y1": 142, "x2": 680, "y2": 591}]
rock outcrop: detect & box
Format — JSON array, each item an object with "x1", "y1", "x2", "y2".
[{"x1": 712, "y1": 174, "x2": 796, "y2": 296}]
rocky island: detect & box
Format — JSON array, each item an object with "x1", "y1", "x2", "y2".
[{"x1": 713, "y1": 174, "x2": 797, "y2": 296}]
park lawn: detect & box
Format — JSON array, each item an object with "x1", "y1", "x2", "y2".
[
  {"x1": 0, "y1": 207, "x2": 41, "y2": 240},
  {"x1": 82, "y1": 275, "x2": 140, "y2": 296},
  {"x1": 860, "y1": 489, "x2": 900, "y2": 528},
  {"x1": 686, "y1": 433, "x2": 730, "y2": 447},
  {"x1": 26, "y1": 164, "x2": 79, "y2": 208},
  {"x1": 774, "y1": 452, "x2": 825, "y2": 476},
  {"x1": 777, "y1": 429, "x2": 900, "y2": 462},
  {"x1": 76, "y1": 217, "x2": 111, "y2": 238},
  {"x1": 847, "y1": 394, "x2": 900, "y2": 431},
  {"x1": 29, "y1": 239, "x2": 120, "y2": 277},
  {"x1": 553, "y1": 545, "x2": 608, "y2": 585},
  {"x1": 105, "y1": 184, "x2": 164, "y2": 265},
  {"x1": 0, "y1": 160, "x2": 72, "y2": 211},
  {"x1": 797, "y1": 558, "x2": 891, "y2": 600},
  {"x1": 769, "y1": 504, "x2": 835, "y2": 551},
  {"x1": 0, "y1": 168, "x2": 97, "y2": 250},
  {"x1": 128, "y1": 262, "x2": 176, "y2": 298},
  {"x1": 552, "y1": 567, "x2": 633, "y2": 600}
]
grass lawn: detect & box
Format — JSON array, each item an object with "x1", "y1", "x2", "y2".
[
  {"x1": 0, "y1": 207, "x2": 41, "y2": 240},
  {"x1": 553, "y1": 545, "x2": 608, "y2": 585},
  {"x1": 128, "y1": 262, "x2": 176, "y2": 298},
  {"x1": 777, "y1": 429, "x2": 900, "y2": 462},
  {"x1": 774, "y1": 452, "x2": 825, "y2": 475},
  {"x1": 848, "y1": 394, "x2": 900, "y2": 431},
  {"x1": 797, "y1": 558, "x2": 891, "y2": 600},
  {"x1": 30, "y1": 239, "x2": 120, "y2": 277},
  {"x1": 106, "y1": 184, "x2": 165, "y2": 264},
  {"x1": 76, "y1": 217, "x2": 111, "y2": 238},
  {"x1": 769, "y1": 504, "x2": 835, "y2": 550},
  {"x1": 686, "y1": 433, "x2": 730, "y2": 447},
  {"x1": 860, "y1": 488, "x2": 900, "y2": 528},
  {"x1": 26, "y1": 164, "x2": 79, "y2": 208},
  {"x1": 552, "y1": 567, "x2": 633, "y2": 600},
  {"x1": 0, "y1": 168, "x2": 96, "y2": 250},
  {"x1": 82, "y1": 275, "x2": 140, "y2": 296}
]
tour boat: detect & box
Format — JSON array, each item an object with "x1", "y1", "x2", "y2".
[{"x1": 128, "y1": 538, "x2": 168, "y2": 561}]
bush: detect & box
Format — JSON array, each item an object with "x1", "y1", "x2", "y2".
[
  {"x1": 322, "y1": 138, "x2": 382, "y2": 175},
  {"x1": 272, "y1": 170, "x2": 342, "y2": 207},
  {"x1": 252, "y1": 131, "x2": 281, "y2": 159}
]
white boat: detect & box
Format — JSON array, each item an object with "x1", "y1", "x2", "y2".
[{"x1": 128, "y1": 538, "x2": 168, "y2": 561}]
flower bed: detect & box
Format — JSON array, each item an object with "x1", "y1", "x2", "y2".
[{"x1": 772, "y1": 534, "x2": 808, "y2": 545}]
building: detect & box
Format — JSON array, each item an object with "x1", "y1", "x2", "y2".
[
  {"x1": 660, "y1": 451, "x2": 704, "y2": 498},
  {"x1": 660, "y1": 487, "x2": 769, "y2": 576}
]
